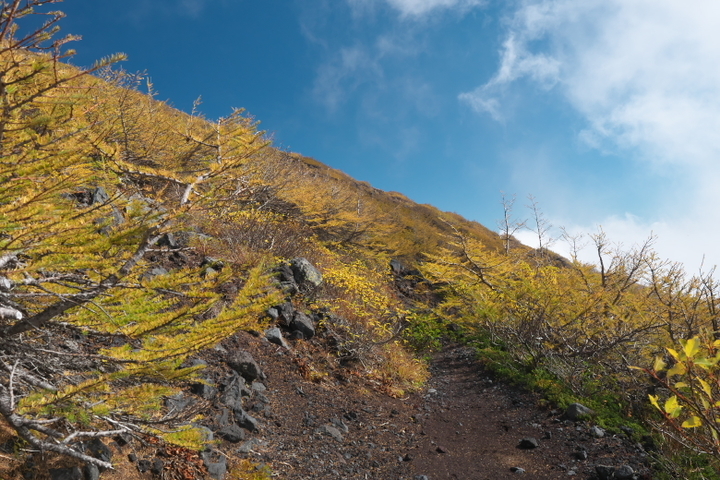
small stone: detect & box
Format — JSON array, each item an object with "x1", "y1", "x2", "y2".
[
  {"x1": 574, "y1": 450, "x2": 588, "y2": 460},
  {"x1": 595, "y1": 465, "x2": 615, "y2": 480},
  {"x1": 49, "y1": 467, "x2": 82, "y2": 480},
  {"x1": 237, "y1": 439, "x2": 258, "y2": 454},
  {"x1": 114, "y1": 433, "x2": 132, "y2": 447},
  {"x1": 137, "y1": 460, "x2": 152, "y2": 473},
  {"x1": 518, "y1": 437, "x2": 539, "y2": 449},
  {"x1": 436, "y1": 445, "x2": 448, "y2": 453},
  {"x1": 615, "y1": 465, "x2": 635, "y2": 479},
  {"x1": 217, "y1": 424, "x2": 246, "y2": 443},
  {"x1": 151, "y1": 459, "x2": 164, "y2": 475},
  {"x1": 330, "y1": 417, "x2": 349, "y2": 433},
  {"x1": 564, "y1": 403, "x2": 594, "y2": 421},
  {"x1": 84, "y1": 438, "x2": 112, "y2": 465},
  {"x1": 316, "y1": 424, "x2": 344, "y2": 442},
  {"x1": 202, "y1": 450, "x2": 228, "y2": 480},
  {"x1": 290, "y1": 311, "x2": 316, "y2": 339},
  {"x1": 84, "y1": 464, "x2": 100, "y2": 480},
  {"x1": 415, "y1": 476, "x2": 429, "y2": 480},
  {"x1": 265, "y1": 327, "x2": 290, "y2": 348},
  {"x1": 510, "y1": 467, "x2": 526, "y2": 474},
  {"x1": 590, "y1": 426, "x2": 605, "y2": 438},
  {"x1": 235, "y1": 409, "x2": 259, "y2": 432},
  {"x1": 227, "y1": 350, "x2": 265, "y2": 382}
]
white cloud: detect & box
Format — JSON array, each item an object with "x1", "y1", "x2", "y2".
[
  {"x1": 312, "y1": 46, "x2": 382, "y2": 112},
  {"x1": 179, "y1": 0, "x2": 207, "y2": 17},
  {"x1": 349, "y1": 0, "x2": 485, "y2": 18},
  {"x1": 462, "y1": 0, "x2": 720, "y2": 270}
]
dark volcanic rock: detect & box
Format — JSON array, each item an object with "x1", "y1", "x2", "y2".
[
  {"x1": 202, "y1": 450, "x2": 228, "y2": 480},
  {"x1": 220, "y1": 373, "x2": 252, "y2": 411},
  {"x1": 235, "y1": 408, "x2": 259, "y2": 432},
  {"x1": 165, "y1": 393, "x2": 195, "y2": 414},
  {"x1": 227, "y1": 350, "x2": 265, "y2": 382},
  {"x1": 49, "y1": 467, "x2": 82, "y2": 480},
  {"x1": 191, "y1": 379, "x2": 218, "y2": 400},
  {"x1": 217, "y1": 424, "x2": 246, "y2": 443},
  {"x1": 84, "y1": 464, "x2": 99, "y2": 480},
  {"x1": 290, "y1": 311, "x2": 315, "y2": 339},
  {"x1": 151, "y1": 458, "x2": 164, "y2": 475},
  {"x1": 564, "y1": 403, "x2": 594, "y2": 421},
  {"x1": 137, "y1": 460, "x2": 151, "y2": 473},
  {"x1": 595, "y1": 465, "x2": 615, "y2": 480},
  {"x1": 83, "y1": 438, "x2": 112, "y2": 464},
  {"x1": 265, "y1": 327, "x2": 290, "y2": 348},
  {"x1": 517, "y1": 437, "x2": 539, "y2": 449}
]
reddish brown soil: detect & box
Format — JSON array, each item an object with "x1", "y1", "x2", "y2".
[
  {"x1": 220, "y1": 335, "x2": 652, "y2": 480},
  {"x1": 0, "y1": 334, "x2": 653, "y2": 480}
]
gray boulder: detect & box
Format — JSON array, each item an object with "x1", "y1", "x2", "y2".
[
  {"x1": 235, "y1": 408, "x2": 259, "y2": 432},
  {"x1": 265, "y1": 327, "x2": 290, "y2": 348},
  {"x1": 564, "y1": 403, "x2": 594, "y2": 421},
  {"x1": 595, "y1": 465, "x2": 615, "y2": 480},
  {"x1": 202, "y1": 450, "x2": 227, "y2": 480},
  {"x1": 290, "y1": 257, "x2": 323, "y2": 288},
  {"x1": 84, "y1": 464, "x2": 99, "y2": 480},
  {"x1": 316, "y1": 424, "x2": 343, "y2": 442},
  {"x1": 220, "y1": 374, "x2": 252, "y2": 411},
  {"x1": 217, "y1": 424, "x2": 246, "y2": 443},
  {"x1": 273, "y1": 302, "x2": 296, "y2": 327},
  {"x1": 290, "y1": 311, "x2": 315, "y2": 339},
  {"x1": 227, "y1": 350, "x2": 265, "y2": 382},
  {"x1": 83, "y1": 438, "x2": 112, "y2": 465},
  {"x1": 49, "y1": 467, "x2": 82, "y2": 480},
  {"x1": 517, "y1": 437, "x2": 539, "y2": 449},
  {"x1": 615, "y1": 465, "x2": 635, "y2": 479}
]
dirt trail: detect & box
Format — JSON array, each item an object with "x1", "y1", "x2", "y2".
[
  {"x1": 409, "y1": 345, "x2": 651, "y2": 479},
  {"x1": 241, "y1": 335, "x2": 651, "y2": 479}
]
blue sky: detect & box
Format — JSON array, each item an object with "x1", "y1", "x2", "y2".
[{"x1": 57, "y1": 0, "x2": 720, "y2": 270}]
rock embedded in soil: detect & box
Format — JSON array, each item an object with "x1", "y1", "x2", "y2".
[
  {"x1": 202, "y1": 450, "x2": 228, "y2": 480},
  {"x1": 83, "y1": 438, "x2": 112, "y2": 465},
  {"x1": 290, "y1": 257, "x2": 323, "y2": 288},
  {"x1": 316, "y1": 424, "x2": 344, "y2": 442},
  {"x1": 517, "y1": 437, "x2": 540, "y2": 449},
  {"x1": 564, "y1": 403, "x2": 594, "y2": 421},
  {"x1": 595, "y1": 465, "x2": 615, "y2": 480},
  {"x1": 49, "y1": 467, "x2": 82, "y2": 480},
  {"x1": 235, "y1": 408, "x2": 259, "y2": 432},
  {"x1": 290, "y1": 311, "x2": 316, "y2": 339},
  {"x1": 84, "y1": 464, "x2": 99, "y2": 480},
  {"x1": 265, "y1": 327, "x2": 290, "y2": 348},
  {"x1": 227, "y1": 350, "x2": 265, "y2": 382},
  {"x1": 615, "y1": 465, "x2": 635, "y2": 479},
  {"x1": 217, "y1": 424, "x2": 246, "y2": 443}
]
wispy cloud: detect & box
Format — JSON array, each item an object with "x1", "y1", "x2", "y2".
[
  {"x1": 178, "y1": 0, "x2": 208, "y2": 17},
  {"x1": 462, "y1": 0, "x2": 720, "y2": 269},
  {"x1": 349, "y1": 0, "x2": 485, "y2": 18},
  {"x1": 127, "y1": 0, "x2": 211, "y2": 24},
  {"x1": 312, "y1": 45, "x2": 382, "y2": 112}
]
